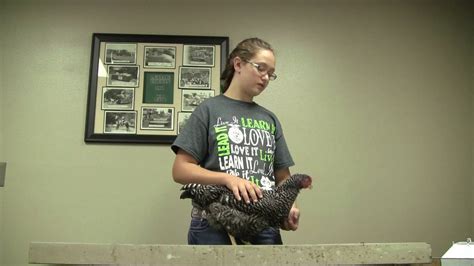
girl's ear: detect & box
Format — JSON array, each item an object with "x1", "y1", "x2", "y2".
[{"x1": 233, "y1": 56, "x2": 243, "y2": 72}]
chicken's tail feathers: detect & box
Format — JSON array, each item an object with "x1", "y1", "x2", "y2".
[
  {"x1": 180, "y1": 190, "x2": 193, "y2": 199},
  {"x1": 179, "y1": 183, "x2": 203, "y2": 199}
]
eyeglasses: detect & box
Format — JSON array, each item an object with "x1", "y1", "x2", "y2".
[{"x1": 244, "y1": 60, "x2": 277, "y2": 81}]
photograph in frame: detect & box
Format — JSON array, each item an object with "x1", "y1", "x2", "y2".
[
  {"x1": 183, "y1": 45, "x2": 215, "y2": 67},
  {"x1": 141, "y1": 107, "x2": 174, "y2": 130},
  {"x1": 85, "y1": 33, "x2": 229, "y2": 144},
  {"x1": 104, "y1": 111, "x2": 137, "y2": 134},
  {"x1": 105, "y1": 43, "x2": 137, "y2": 64},
  {"x1": 181, "y1": 89, "x2": 214, "y2": 112},
  {"x1": 143, "y1": 72, "x2": 174, "y2": 104},
  {"x1": 107, "y1": 65, "x2": 139, "y2": 87},
  {"x1": 177, "y1": 112, "x2": 192, "y2": 134},
  {"x1": 144, "y1": 46, "x2": 176, "y2": 68},
  {"x1": 102, "y1": 87, "x2": 135, "y2": 110},
  {"x1": 178, "y1": 67, "x2": 211, "y2": 89}
]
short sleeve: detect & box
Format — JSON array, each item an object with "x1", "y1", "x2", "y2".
[
  {"x1": 273, "y1": 116, "x2": 295, "y2": 170},
  {"x1": 171, "y1": 105, "x2": 209, "y2": 164}
]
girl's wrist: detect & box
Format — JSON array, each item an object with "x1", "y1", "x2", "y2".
[{"x1": 219, "y1": 172, "x2": 233, "y2": 186}]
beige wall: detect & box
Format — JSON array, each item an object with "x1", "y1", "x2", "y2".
[
  {"x1": 1, "y1": 0, "x2": 473, "y2": 264},
  {"x1": 0, "y1": 0, "x2": 5, "y2": 262}
]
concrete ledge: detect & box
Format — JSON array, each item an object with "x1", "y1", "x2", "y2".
[{"x1": 29, "y1": 242, "x2": 431, "y2": 265}]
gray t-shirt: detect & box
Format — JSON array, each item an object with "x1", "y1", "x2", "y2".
[{"x1": 172, "y1": 94, "x2": 294, "y2": 190}]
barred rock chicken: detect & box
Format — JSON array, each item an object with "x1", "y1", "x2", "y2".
[{"x1": 179, "y1": 173, "x2": 312, "y2": 240}]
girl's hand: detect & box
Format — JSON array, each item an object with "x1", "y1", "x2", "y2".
[
  {"x1": 224, "y1": 174, "x2": 263, "y2": 204},
  {"x1": 281, "y1": 206, "x2": 300, "y2": 231}
]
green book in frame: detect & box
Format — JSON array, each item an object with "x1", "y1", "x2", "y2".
[{"x1": 143, "y1": 72, "x2": 174, "y2": 104}]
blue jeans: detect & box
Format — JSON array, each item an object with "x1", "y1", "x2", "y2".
[{"x1": 188, "y1": 218, "x2": 283, "y2": 245}]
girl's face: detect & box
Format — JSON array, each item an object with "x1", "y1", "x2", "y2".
[{"x1": 237, "y1": 49, "x2": 276, "y2": 98}]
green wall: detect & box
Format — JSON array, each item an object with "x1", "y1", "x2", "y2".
[{"x1": 1, "y1": 0, "x2": 473, "y2": 264}]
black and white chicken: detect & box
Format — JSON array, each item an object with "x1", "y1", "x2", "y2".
[{"x1": 179, "y1": 173, "x2": 312, "y2": 241}]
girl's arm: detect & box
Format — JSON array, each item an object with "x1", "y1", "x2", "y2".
[{"x1": 172, "y1": 149, "x2": 262, "y2": 203}]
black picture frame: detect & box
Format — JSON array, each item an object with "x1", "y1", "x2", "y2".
[
  {"x1": 183, "y1": 44, "x2": 215, "y2": 67},
  {"x1": 144, "y1": 46, "x2": 176, "y2": 69},
  {"x1": 101, "y1": 87, "x2": 135, "y2": 110},
  {"x1": 181, "y1": 89, "x2": 215, "y2": 112},
  {"x1": 178, "y1": 66, "x2": 212, "y2": 89},
  {"x1": 105, "y1": 43, "x2": 137, "y2": 65},
  {"x1": 85, "y1": 33, "x2": 229, "y2": 144}
]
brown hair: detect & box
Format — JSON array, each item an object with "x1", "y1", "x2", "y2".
[{"x1": 221, "y1": 37, "x2": 274, "y2": 92}]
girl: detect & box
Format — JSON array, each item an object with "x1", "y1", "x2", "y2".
[{"x1": 172, "y1": 37, "x2": 299, "y2": 244}]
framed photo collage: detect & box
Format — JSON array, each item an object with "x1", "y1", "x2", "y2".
[{"x1": 85, "y1": 33, "x2": 229, "y2": 144}]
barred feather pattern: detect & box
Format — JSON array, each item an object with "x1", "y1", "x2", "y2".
[
  {"x1": 179, "y1": 174, "x2": 312, "y2": 239},
  {"x1": 180, "y1": 183, "x2": 229, "y2": 209}
]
